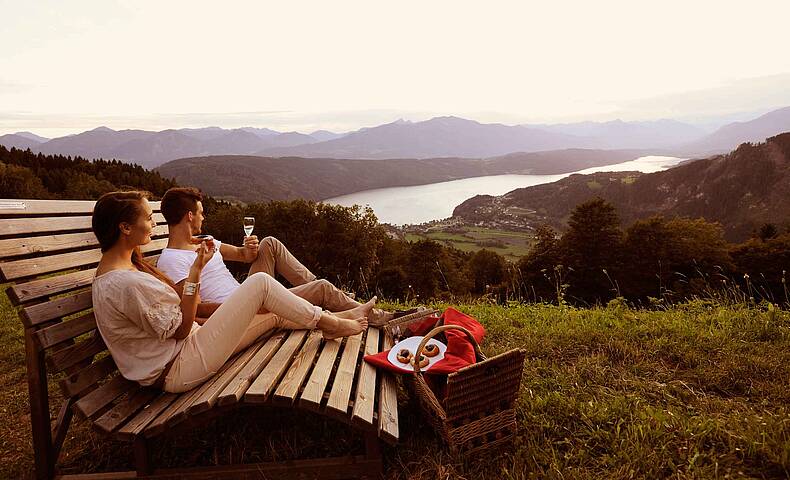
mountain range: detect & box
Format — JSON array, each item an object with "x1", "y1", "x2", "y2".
[
  {"x1": 453, "y1": 132, "x2": 790, "y2": 241},
  {"x1": 3, "y1": 106, "x2": 790, "y2": 167}
]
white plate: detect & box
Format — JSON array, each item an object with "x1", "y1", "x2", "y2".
[{"x1": 387, "y1": 336, "x2": 447, "y2": 372}]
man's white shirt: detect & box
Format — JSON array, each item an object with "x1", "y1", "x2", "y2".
[{"x1": 157, "y1": 240, "x2": 241, "y2": 303}]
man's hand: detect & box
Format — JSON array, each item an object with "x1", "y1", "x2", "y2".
[{"x1": 242, "y1": 235, "x2": 259, "y2": 262}]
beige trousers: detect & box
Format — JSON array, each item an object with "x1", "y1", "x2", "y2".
[
  {"x1": 164, "y1": 272, "x2": 323, "y2": 393},
  {"x1": 164, "y1": 237, "x2": 361, "y2": 393}
]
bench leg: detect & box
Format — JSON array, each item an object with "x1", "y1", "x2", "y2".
[
  {"x1": 26, "y1": 329, "x2": 55, "y2": 480},
  {"x1": 362, "y1": 431, "x2": 383, "y2": 479},
  {"x1": 134, "y1": 437, "x2": 152, "y2": 476}
]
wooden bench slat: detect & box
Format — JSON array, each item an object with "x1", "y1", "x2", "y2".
[
  {"x1": 35, "y1": 312, "x2": 97, "y2": 350},
  {"x1": 0, "y1": 198, "x2": 161, "y2": 215},
  {"x1": 73, "y1": 375, "x2": 137, "y2": 419},
  {"x1": 326, "y1": 331, "x2": 363, "y2": 418},
  {"x1": 0, "y1": 237, "x2": 167, "y2": 280},
  {"x1": 186, "y1": 339, "x2": 267, "y2": 416},
  {"x1": 10, "y1": 269, "x2": 96, "y2": 305},
  {"x1": 271, "y1": 330, "x2": 324, "y2": 406},
  {"x1": 377, "y1": 329, "x2": 399, "y2": 444},
  {"x1": 0, "y1": 226, "x2": 168, "y2": 259},
  {"x1": 351, "y1": 327, "x2": 379, "y2": 429},
  {"x1": 94, "y1": 388, "x2": 161, "y2": 434},
  {"x1": 144, "y1": 386, "x2": 206, "y2": 438},
  {"x1": 59, "y1": 355, "x2": 117, "y2": 398},
  {"x1": 116, "y1": 392, "x2": 178, "y2": 441},
  {"x1": 10, "y1": 252, "x2": 161, "y2": 305},
  {"x1": 47, "y1": 334, "x2": 106, "y2": 373},
  {"x1": 22, "y1": 290, "x2": 93, "y2": 328},
  {"x1": 154, "y1": 346, "x2": 258, "y2": 433},
  {"x1": 298, "y1": 336, "x2": 343, "y2": 411},
  {"x1": 217, "y1": 331, "x2": 287, "y2": 406},
  {"x1": 0, "y1": 213, "x2": 165, "y2": 237},
  {"x1": 245, "y1": 330, "x2": 308, "y2": 403}
]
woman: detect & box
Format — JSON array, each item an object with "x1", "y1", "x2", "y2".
[{"x1": 91, "y1": 191, "x2": 368, "y2": 393}]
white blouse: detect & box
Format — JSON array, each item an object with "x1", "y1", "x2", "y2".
[{"x1": 92, "y1": 269, "x2": 199, "y2": 386}]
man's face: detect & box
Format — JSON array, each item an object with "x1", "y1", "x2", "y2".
[{"x1": 189, "y1": 201, "x2": 205, "y2": 234}]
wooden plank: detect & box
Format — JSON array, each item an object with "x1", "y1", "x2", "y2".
[
  {"x1": 352, "y1": 327, "x2": 379, "y2": 429},
  {"x1": 116, "y1": 393, "x2": 178, "y2": 441},
  {"x1": 0, "y1": 213, "x2": 166, "y2": 237},
  {"x1": 22, "y1": 290, "x2": 93, "y2": 328},
  {"x1": 217, "y1": 331, "x2": 286, "y2": 406},
  {"x1": 325, "y1": 331, "x2": 363, "y2": 419},
  {"x1": 35, "y1": 312, "x2": 96, "y2": 350},
  {"x1": 73, "y1": 375, "x2": 137, "y2": 419},
  {"x1": 298, "y1": 337, "x2": 343, "y2": 411},
  {"x1": 144, "y1": 387, "x2": 206, "y2": 438},
  {"x1": 186, "y1": 340, "x2": 266, "y2": 416},
  {"x1": 0, "y1": 237, "x2": 167, "y2": 280},
  {"x1": 377, "y1": 328, "x2": 399, "y2": 444},
  {"x1": 47, "y1": 333, "x2": 105, "y2": 373},
  {"x1": 245, "y1": 330, "x2": 308, "y2": 403},
  {"x1": 0, "y1": 198, "x2": 161, "y2": 215},
  {"x1": 10, "y1": 269, "x2": 96, "y2": 304},
  {"x1": 271, "y1": 330, "x2": 323, "y2": 406},
  {"x1": 59, "y1": 355, "x2": 117, "y2": 398},
  {"x1": 53, "y1": 455, "x2": 382, "y2": 479},
  {"x1": 151, "y1": 347, "x2": 252, "y2": 434},
  {"x1": 94, "y1": 389, "x2": 161, "y2": 434},
  {"x1": 0, "y1": 225, "x2": 168, "y2": 259}
]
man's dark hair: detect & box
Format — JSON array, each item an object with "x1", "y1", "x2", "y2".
[{"x1": 160, "y1": 187, "x2": 203, "y2": 225}]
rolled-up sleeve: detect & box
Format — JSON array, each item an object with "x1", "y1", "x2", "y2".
[{"x1": 144, "y1": 302, "x2": 183, "y2": 340}]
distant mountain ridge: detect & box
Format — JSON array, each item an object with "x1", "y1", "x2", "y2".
[
  {"x1": 453, "y1": 133, "x2": 790, "y2": 241},
  {"x1": 3, "y1": 106, "x2": 790, "y2": 167},
  {"x1": 1, "y1": 126, "x2": 340, "y2": 169}
]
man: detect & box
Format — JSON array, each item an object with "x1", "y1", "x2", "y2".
[{"x1": 156, "y1": 187, "x2": 392, "y2": 326}]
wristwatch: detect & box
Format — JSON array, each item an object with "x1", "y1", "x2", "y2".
[{"x1": 183, "y1": 281, "x2": 200, "y2": 296}]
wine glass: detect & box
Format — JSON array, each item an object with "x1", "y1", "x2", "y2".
[{"x1": 243, "y1": 216, "x2": 255, "y2": 238}]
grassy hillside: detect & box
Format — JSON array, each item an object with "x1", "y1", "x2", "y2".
[
  {"x1": 155, "y1": 149, "x2": 643, "y2": 203},
  {"x1": 2, "y1": 288, "x2": 789, "y2": 478},
  {"x1": 455, "y1": 133, "x2": 790, "y2": 242}
]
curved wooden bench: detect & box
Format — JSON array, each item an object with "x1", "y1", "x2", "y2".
[{"x1": 0, "y1": 198, "x2": 399, "y2": 480}]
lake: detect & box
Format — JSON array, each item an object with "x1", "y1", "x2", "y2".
[{"x1": 324, "y1": 155, "x2": 686, "y2": 225}]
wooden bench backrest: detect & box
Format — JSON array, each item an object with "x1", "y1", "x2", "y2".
[{"x1": 0, "y1": 198, "x2": 168, "y2": 414}]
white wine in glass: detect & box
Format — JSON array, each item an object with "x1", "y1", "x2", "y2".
[{"x1": 243, "y1": 217, "x2": 255, "y2": 237}]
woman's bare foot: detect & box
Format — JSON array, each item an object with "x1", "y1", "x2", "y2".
[
  {"x1": 334, "y1": 296, "x2": 377, "y2": 320},
  {"x1": 320, "y1": 313, "x2": 368, "y2": 340}
]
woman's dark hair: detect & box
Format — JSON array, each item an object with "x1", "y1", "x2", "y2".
[{"x1": 92, "y1": 191, "x2": 175, "y2": 288}]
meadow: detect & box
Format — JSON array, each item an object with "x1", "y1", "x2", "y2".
[
  {"x1": 1, "y1": 287, "x2": 789, "y2": 479},
  {"x1": 404, "y1": 227, "x2": 533, "y2": 261}
]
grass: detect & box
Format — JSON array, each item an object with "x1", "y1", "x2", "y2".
[
  {"x1": 405, "y1": 227, "x2": 533, "y2": 261},
  {"x1": 2, "y1": 290, "x2": 790, "y2": 479}
]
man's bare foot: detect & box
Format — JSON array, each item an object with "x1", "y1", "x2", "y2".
[
  {"x1": 335, "y1": 296, "x2": 377, "y2": 320},
  {"x1": 321, "y1": 314, "x2": 368, "y2": 340}
]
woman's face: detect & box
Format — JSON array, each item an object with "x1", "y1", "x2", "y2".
[{"x1": 124, "y1": 198, "x2": 156, "y2": 246}]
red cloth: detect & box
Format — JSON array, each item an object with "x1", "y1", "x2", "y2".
[{"x1": 363, "y1": 307, "x2": 485, "y2": 375}]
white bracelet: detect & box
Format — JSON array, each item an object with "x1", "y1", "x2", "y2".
[{"x1": 183, "y1": 281, "x2": 200, "y2": 296}]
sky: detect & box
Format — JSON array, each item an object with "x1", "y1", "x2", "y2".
[{"x1": 2, "y1": 0, "x2": 790, "y2": 137}]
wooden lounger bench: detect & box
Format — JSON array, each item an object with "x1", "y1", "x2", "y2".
[{"x1": 0, "y1": 198, "x2": 400, "y2": 480}]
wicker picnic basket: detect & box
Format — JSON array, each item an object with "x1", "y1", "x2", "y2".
[{"x1": 386, "y1": 310, "x2": 527, "y2": 456}]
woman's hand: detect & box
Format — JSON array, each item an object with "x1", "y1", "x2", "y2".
[{"x1": 191, "y1": 240, "x2": 216, "y2": 272}]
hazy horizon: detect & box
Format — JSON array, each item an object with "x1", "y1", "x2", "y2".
[{"x1": 3, "y1": 1, "x2": 790, "y2": 137}]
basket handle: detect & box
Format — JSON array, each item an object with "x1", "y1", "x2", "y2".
[
  {"x1": 410, "y1": 324, "x2": 484, "y2": 419},
  {"x1": 413, "y1": 324, "x2": 485, "y2": 374}
]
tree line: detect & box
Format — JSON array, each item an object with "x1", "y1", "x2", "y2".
[{"x1": 2, "y1": 145, "x2": 787, "y2": 307}]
